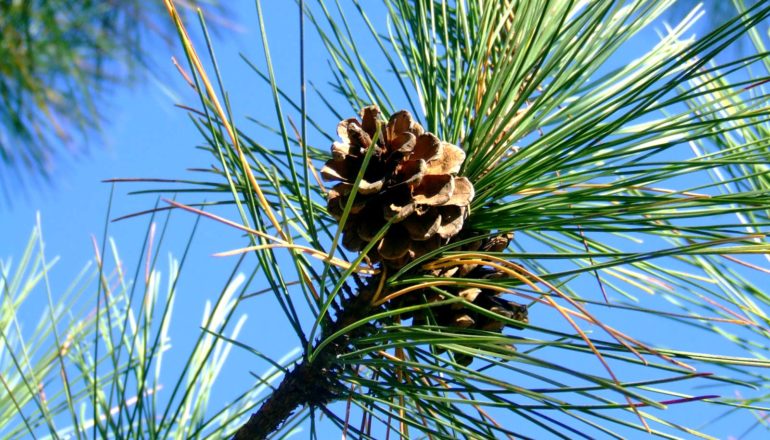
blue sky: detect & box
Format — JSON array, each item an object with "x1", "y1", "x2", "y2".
[{"x1": 2, "y1": 1, "x2": 768, "y2": 438}]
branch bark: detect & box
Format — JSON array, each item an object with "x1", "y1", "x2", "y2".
[{"x1": 233, "y1": 284, "x2": 376, "y2": 439}]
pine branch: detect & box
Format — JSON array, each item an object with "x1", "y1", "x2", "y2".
[{"x1": 234, "y1": 280, "x2": 378, "y2": 439}]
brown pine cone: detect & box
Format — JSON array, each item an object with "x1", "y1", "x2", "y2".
[
  {"x1": 386, "y1": 232, "x2": 527, "y2": 365},
  {"x1": 322, "y1": 105, "x2": 474, "y2": 268}
]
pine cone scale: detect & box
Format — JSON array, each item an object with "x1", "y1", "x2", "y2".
[
  {"x1": 402, "y1": 209, "x2": 442, "y2": 241},
  {"x1": 412, "y1": 174, "x2": 454, "y2": 206},
  {"x1": 411, "y1": 134, "x2": 441, "y2": 160}
]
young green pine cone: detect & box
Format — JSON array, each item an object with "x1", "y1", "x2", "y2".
[{"x1": 322, "y1": 105, "x2": 474, "y2": 268}]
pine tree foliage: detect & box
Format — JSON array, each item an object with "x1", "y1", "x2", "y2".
[
  {"x1": 0, "y1": 0, "x2": 228, "y2": 202},
  {"x1": 4, "y1": 0, "x2": 770, "y2": 439},
  {"x1": 160, "y1": 0, "x2": 770, "y2": 438},
  {"x1": 1, "y1": 213, "x2": 275, "y2": 439}
]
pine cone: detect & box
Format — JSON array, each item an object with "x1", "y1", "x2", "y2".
[
  {"x1": 322, "y1": 105, "x2": 474, "y2": 268},
  {"x1": 387, "y1": 232, "x2": 528, "y2": 366},
  {"x1": 433, "y1": 231, "x2": 515, "y2": 278},
  {"x1": 442, "y1": 287, "x2": 528, "y2": 333}
]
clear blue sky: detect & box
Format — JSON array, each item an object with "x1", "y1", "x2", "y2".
[{"x1": 2, "y1": 1, "x2": 766, "y2": 438}]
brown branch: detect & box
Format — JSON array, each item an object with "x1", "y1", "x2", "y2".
[
  {"x1": 232, "y1": 360, "x2": 336, "y2": 439},
  {"x1": 233, "y1": 282, "x2": 377, "y2": 439}
]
